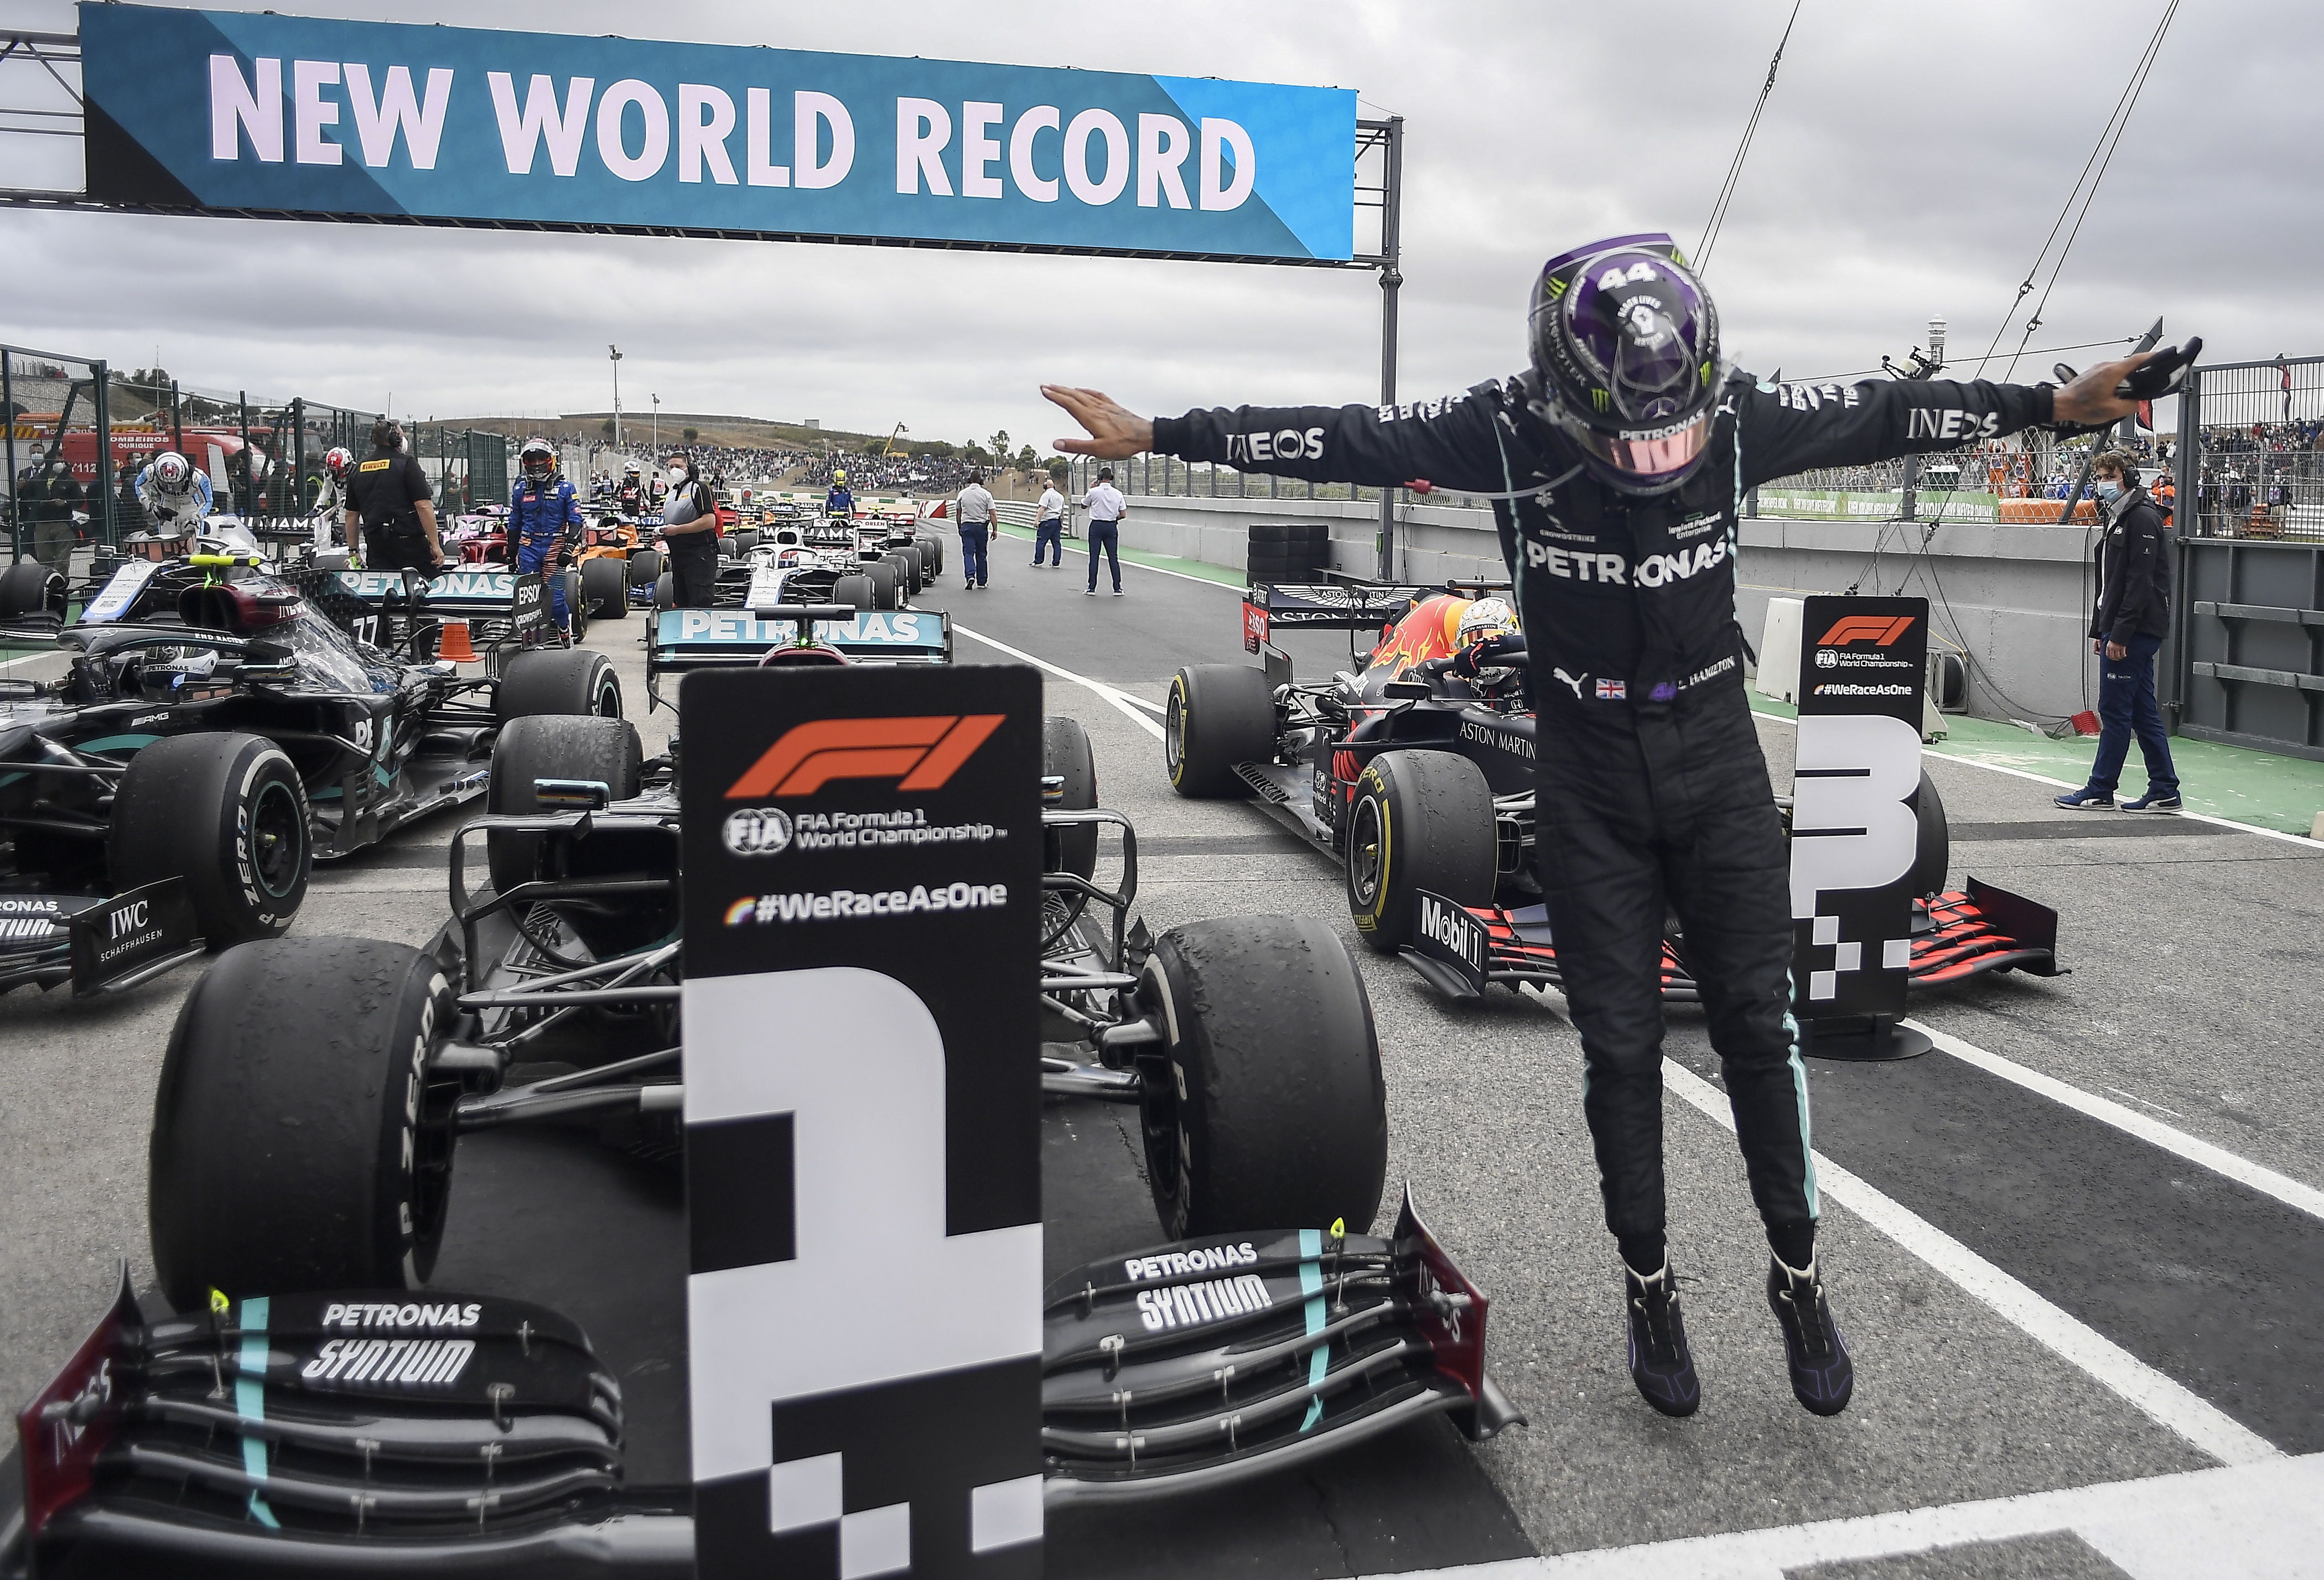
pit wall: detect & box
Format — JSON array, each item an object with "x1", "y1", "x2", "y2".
[{"x1": 1110, "y1": 493, "x2": 2105, "y2": 724}]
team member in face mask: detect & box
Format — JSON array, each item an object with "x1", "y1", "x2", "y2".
[
  {"x1": 1047, "y1": 232, "x2": 2176, "y2": 1423},
  {"x1": 2057, "y1": 451, "x2": 2180, "y2": 812},
  {"x1": 656, "y1": 454, "x2": 720, "y2": 609}
]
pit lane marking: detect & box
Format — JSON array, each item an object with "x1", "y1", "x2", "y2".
[
  {"x1": 1393, "y1": 1451, "x2": 2324, "y2": 1579},
  {"x1": 1902, "y1": 1020, "x2": 2324, "y2": 1225},
  {"x1": 1661, "y1": 1057, "x2": 2282, "y2": 1467},
  {"x1": 949, "y1": 624, "x2": 1165, "y2": 741}
]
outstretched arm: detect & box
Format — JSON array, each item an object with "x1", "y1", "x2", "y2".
[{"x1": 1044, "y1": 382, "x2": 1508, "y2": 493}]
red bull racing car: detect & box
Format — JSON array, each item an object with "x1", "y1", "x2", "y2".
[{"x1": 1168, "y1": 576, "x2": 2062, "y2": 1000}]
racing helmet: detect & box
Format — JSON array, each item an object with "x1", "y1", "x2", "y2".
[
  {"x1": 1526, "y1": 232, "x2": 1722, "y2": 495},
  {"x1": 834, "y1": 469, "x2": 848, "y2": 484},
  {"x1": 520, "y1": 437, "x2": 558, "y2": 485},
  {"x1": 624, "y1": 460, "x2": 641, "y2": 477},
  {"x1": 323, "y1": 446, "x2": 354, "y2": 484},
  {"x1": 1456, "y1": 596, "x2": 1519, "y2": 647},
  {"x1": 150, "y1": 451, "x2": 193, "y2": 496}
]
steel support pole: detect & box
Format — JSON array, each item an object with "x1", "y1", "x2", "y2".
[
  {"x1": 1376, "y1": 115, "x2": 1404, "y2": 581},
  {"x1": 2162, "y1": 366, "x2": 2202, "y2": 726},
  {"x1": 92, "y1": 361, "x2": 113, "y2": 548},
  {"x1": 3, "y1": 350, "x2": 15, "y2": 560}
]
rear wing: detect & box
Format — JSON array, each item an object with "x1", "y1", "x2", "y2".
[
  {"x1": 1243, "y1": 579, "x2": 1430, "y2": 647},
  {"x1": 331, "y1": 568, "x2": 547, "y2": 623},
  {"x1": 647, "y1": 604, "x2": 952, "y2": 703}
]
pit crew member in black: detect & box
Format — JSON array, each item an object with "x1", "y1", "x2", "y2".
[
  {"x1": 1047, "y1": 231, "x2": 2157, "y2": 1422},
  {"x1": 344, "y1": 419, "x2": 442, "y2": 574}
]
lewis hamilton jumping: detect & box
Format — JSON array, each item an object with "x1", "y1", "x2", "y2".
[{"x1": 1047, "y1": 232, "x2": 2171, "y2": 1421}]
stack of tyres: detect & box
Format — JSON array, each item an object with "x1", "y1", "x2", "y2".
[{"x1": 1247, "y1": 522, "x2": 1331, "y2": 585}]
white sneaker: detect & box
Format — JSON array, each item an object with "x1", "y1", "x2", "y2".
[
  {"x1": 1083, "y1": 588, "x2": 1095, "y2": 596},
  {"x1": 1112, "y1": 589, "x2": 1123, "y2": 596}
]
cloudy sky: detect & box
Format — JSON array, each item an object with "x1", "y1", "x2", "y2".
[{"x1": 1, "y1": 0, "x2": 2312, "y2": 450}]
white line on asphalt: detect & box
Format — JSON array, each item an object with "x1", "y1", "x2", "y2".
[
  {"x1": 1905, "y1": 1018, "x2": 2324, "y2": 1224},
  {"x1": 1387, "y1": 1451, "x2": 2324, "y2": 1579},
  {"x1": 1661, "y1": 1057, "x2": 2281, "y2": 1467},
  {"x1": 949, "y1": 623, "x2": 1165, "y2": 741},
  {"x1": 1748, "y1": 705, "x2": 2320, "y2": 848}
]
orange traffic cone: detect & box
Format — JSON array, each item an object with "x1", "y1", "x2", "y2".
[{"x1": 436, "y1": 621, "x2": 479, "y2": 663}]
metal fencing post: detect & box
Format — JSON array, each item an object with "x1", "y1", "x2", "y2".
[
  {"x1": 3, "y1": 348, "x2": 15, "y2": 562},
  {"x1": 2164, "y1": 366, "x2": 2202, "y2": 727},
  {"x1": 237, "y1": 393, "x2": 252, "y2": 516},
  {"x1": 1375, "y1": 113, "x2": 1404, "y2": 581},
  {"x1": 92, "y1": 360, "x2": 114, "y2": 548}
]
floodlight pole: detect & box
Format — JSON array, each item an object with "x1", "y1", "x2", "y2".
[
  {"x1": 652, "y1": 393, "x2": 660, "y2": 457},
  {"x1": 609, "y1": 345, "x2": 624, "y2": 451}
]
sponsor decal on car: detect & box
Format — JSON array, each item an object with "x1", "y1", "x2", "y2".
[
  {"x1": 1123, "y1": 1242, "x2": 1259, "y2": 1281},
  {"x1": 725, "y1": 881, "x2": 1010, "y2": 924},
  {"x1": 319, "y1": 1300, "x2": 484, "y2": 1329},
  {"x1": 1135, "y1": 1273, "x2": 1275, "y2": 1333},
  {"x1": 300, "y1": 1336, "x2": 478, "y2": 1386},
  {"x1": 1459, "y1": 719, "x2": 1534, "y2": 759},
  {"x1": 726, "y1": 714, "x2": 1002, "y2": 798},
  {"x1": 1417, "y1": 892, "x2": 1487, "y2": 976}
]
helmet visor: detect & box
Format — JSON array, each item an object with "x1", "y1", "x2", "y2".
[
  {"x1": 523, "y1": 453, "x2": 556, "y2": 480},
  {"x1": 1569, "y1": 407, "x2": 1715, "y2": 487}
]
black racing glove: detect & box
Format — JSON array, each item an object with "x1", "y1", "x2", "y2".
[{"x1": 2118, "y1": 338, "x2": 2201, "y2": 401}]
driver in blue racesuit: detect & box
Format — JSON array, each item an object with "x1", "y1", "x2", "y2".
[
  {"x1": 824, "y1": 467, "x2": 855, "y2": 518},
  {"x1": 510, "y1": 438, "x2": 582, "y2": 640}
]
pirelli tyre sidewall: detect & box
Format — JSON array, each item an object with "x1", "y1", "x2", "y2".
[
  {"x1": 1344, "y1": 748, "x2": 1496, "y2": 953},
  {"x1": 1138, "y1": 915, "x2": 1388, "y2": 1239},
  {"x1": 1911, "y1": 768, "x2": 1949, "y2": 898},
  {"x1": 149, "y1": 938, "x2": 456, "y2": 1311},
  {"x1": 1165, "y1": 663, "x2": 1277, "y2": 798},
  {"x1": 109, "y1": 732, "x2": 310, "y2": 949},
  {"x1": 579, "y1": 554, "x2": 628, "y2": 620},
  {"x1": 486, "y1": 714, "x2": 646, "y2": 900}
]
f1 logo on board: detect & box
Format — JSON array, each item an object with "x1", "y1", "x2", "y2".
[
  {"x1": 1818, "y1": 615, "x2": 1917, "y2": 647},
  {"x1": 725, "y1": 715, "x2": 1004, "y2": 798}
]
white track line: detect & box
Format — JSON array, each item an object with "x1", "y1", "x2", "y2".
[
  {"x1": 1904, "y1": 1020, "x2": 2324, "y2": 1224},
  {"x1": 950, "y1": 623, "x2": 1165, "y2": 741},
  {"x1": 1389, "y1": 1453, "x2": 2324, "y2": 1579},
  {"x1": 1749, "y1": 704, "x2": 2318, "y2": 848},
  {"x1": 1661, "y1": 1058, "x2": 2281, "y2": 1468}
]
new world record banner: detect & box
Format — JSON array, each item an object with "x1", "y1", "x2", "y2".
[{"x1": 80, "y1": 4, "x2": 1357, "y2": 262}]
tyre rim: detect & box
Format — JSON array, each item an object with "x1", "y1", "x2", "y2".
[
  {"x1": 250, "y1": 778, "x2": 307, "y2": 900},
  {"x1": 1348, "y1": 796, "x2": 1384, "y2": 907},
  {"x1": 1165, "y1": 688, "x2": 1186, "y2": 778}
]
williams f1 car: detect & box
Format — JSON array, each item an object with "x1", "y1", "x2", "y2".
[
  {"x1": 0, "y1": 543, "x2": 622, "y2": 996},
  {"x1": 1169, "y1": 578, "x2": 2062, "y2": 1000}
]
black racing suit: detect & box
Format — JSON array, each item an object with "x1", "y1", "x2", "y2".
[{"x1": 1152, "y1": 370, "x2": 2056, "y2": 1256}]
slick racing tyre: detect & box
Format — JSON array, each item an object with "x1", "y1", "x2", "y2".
[
  {"x1": 150, "y1": 937, "x2": 457, "y2": 1309},
  {"x1": 729, "y1": 530, "x2": 758, "y2": 554},
  {"x1": 111, "y1": 733, "x2": 310, "y2": 950},
  {"x1": 655, "y1": 570, "x2": 675, "y2": 609},
  {"x1": 1165, "y1": 663, "x2": 1276, "y2": 797},
  {"x1": 627, "y1": 549, "x2": 662, "y2": 586},
  {"x1": 0, "y1": 560, "x2": 65, "y2": 620},
  {"x1": 1345, "y1": 748, "x2": 1495, "y2": 954},
  {"x1": 1138, "y1": 915, "x2": 1387, "y2": 1238},
  {"x1": 561, "y1": 570, "x2": 590, "y2": 640},
  {"x1": 1042, "y1": 716, "x2": 1099, "y2": 880},
  {"x1": 917, "y1": 533, "x2": 944, "y2": 576},
  {"x1": 486, "y1": 715, "x2": 645, "y2": 900},
  {"x1": 1911, "y1": 768, "x2": 1949, "y2": 898},
  {"x1": 580, "y1": 555, "x2": 628, "y2": 621},
  {"x1": 884, "y1": 549, "x2": 920, "y2": 598},
  {"x1": 864, "y1": 558, "x2": 900, "y2": 610},
  {"x1": 831, "y1": 572, "x2": 875, "y2": 612},
  {"x1": 495, "y1": 647, "x2": 623, "y2": 724}
]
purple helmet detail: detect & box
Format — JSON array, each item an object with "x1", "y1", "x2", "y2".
[{"x1": 1526, "y1": 234, "x2": 1723, "y2": 495}]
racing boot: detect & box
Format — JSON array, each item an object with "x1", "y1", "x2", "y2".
[
  {"x1": 1767, "y1": 1255, "x2": 1854, "y2": 1416},
  {"x1": 1623, "y1": 1261, "x2": 1699, "y2": 1417}
]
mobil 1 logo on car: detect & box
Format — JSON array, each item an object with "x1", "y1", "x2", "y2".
[
  {"x1": 680, "y1": 665, "x2": 1043, "y2": 1579},
  {"x1": 1789, "y1": 596, "x2": 1930, "y2": 1031}
]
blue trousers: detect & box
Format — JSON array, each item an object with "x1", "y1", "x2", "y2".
[
  {"x1": 1034, "y1": 518, "x2": 1062, "y2": 564},
  {"x1": 2088, "y1": 632, "x2": 2178, "y2": 796},
  {"x1": 1086, "y1": 521, "x2": 1120, "y2": 591},
  {"x1": 517, "y1": 537, "x2": 568, "y2": 629},
  {"x1": 959, "y1": 523, "x2": 988, "y2": 586}
]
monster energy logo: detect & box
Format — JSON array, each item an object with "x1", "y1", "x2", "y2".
[{"x1": 1590, "y1": 388, "x2": 1610, "y2": 412}]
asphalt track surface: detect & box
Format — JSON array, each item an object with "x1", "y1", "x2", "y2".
[{"x1": 3, "y1": 527, "x2": 2321, "y2": 1576}]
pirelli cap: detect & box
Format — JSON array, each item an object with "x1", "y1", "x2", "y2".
[{"x1": 1526, "y1": 232, "x2": 1723, "y2": 495}]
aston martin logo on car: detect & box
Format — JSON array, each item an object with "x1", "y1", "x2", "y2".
[{"x1": 725, "y1": 714, "x2": 1004, "y2": 798}]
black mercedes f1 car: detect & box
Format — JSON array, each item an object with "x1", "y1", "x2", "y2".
[
  {"x1": 0, "y1": 544, "x2": 621, "y2": 997},
  {"x1": 1168, "y1": 576, "x2": 2062, "y2": 999},
  {"x1": 8, "y1": 616, "x2": 1514, "y2": 1573}
]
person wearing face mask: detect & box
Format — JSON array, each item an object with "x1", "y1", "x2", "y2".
[
  {"x1": 2057, "y1": 450, "x2": 2180, "y2": 812},
  {"x1": 1047, "y1": 232, "x2": 2182, "y2": 1425},
  {"x1": 656, "y1": 453, "x2": 719, "y2": 608}
]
